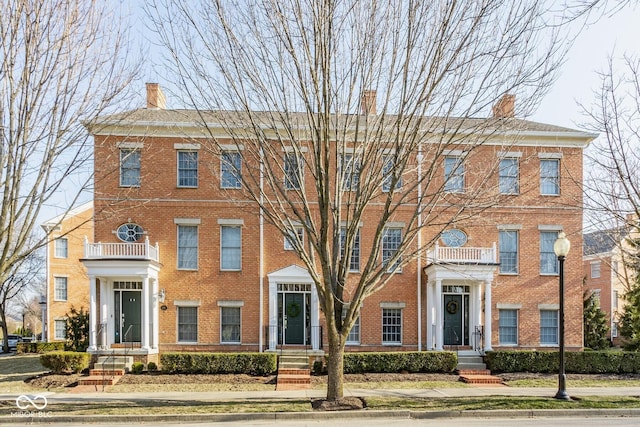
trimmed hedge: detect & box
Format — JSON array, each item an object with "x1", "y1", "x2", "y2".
[
  {"x1": 16, "y1": 342, "x2": 64, "y2": 354},
  {"x1": 486, "y1": 350, "x2": 640, "y2": 374},
  {"x1": 342, "y1": 351, "x2": 457, "y2": 374},
  {"x1": 40, "y1": 351, "x2": 90, "y2": 374},
  {"x1": 160, "y1": 352, "x2": 277, "y2": 375}
]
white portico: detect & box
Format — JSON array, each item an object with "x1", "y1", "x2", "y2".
[
  {"x1": 424, "y1": 242, "x2": 498, "y2": 352},
  {"x1": 81, "y1": 238, "x2": 162, "y2": 359}
]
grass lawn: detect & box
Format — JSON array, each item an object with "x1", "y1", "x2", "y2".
[{"x1": 0, "y1": 354, "x2": 47, "y2": 393}]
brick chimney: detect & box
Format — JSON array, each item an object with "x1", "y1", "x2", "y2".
[
  {"x1": 361, "y1": 90, "x2": 377, "y2": 115},
  {"x1": 492, "y1": 94, "x2": 515, "y2": 118},
  {"x1": 146, "y1": 83, "x2": 166, "y2": 109}
]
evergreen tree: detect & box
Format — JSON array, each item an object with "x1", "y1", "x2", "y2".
[
  {"x1": 619, "y1": 283, "x2": 640, "y2": 351},
  {"x1": 583, "y1": 291, "x2": 610, "y2": 350},
  {"x1": 65, "y1": 306, "x2": 89, "y2": 352}
]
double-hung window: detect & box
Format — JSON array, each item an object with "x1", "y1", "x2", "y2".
[
  {"x1": 499, "y1": 309, "x2": 518, "y2": 345},
  {"x1": 220, "y1": 306, "x2": 241, "y2": 343},
  {"x1": 221, "y1": 152, "x2": 241, "y2": 189},
  {"x1": 177, "y1": 306, "x2": 198, "y2": 342},
  {"x1": 499, "y1": 230, "x2": 518, "y2": 274},
  {"x1": 591, "y1": 262, "x2": 601, "y2": 279},
  {"x1": 540, "y1": 310, "x2": 558, "y2": 345},
  {"x1": 221, "y1": 225, "x2": 242, "y2": 270},
  {"x1": 54, "y1": 277, "x2": 68, "y2": 301},
  {"x1": 382, "y1": 155, "x2": 402, "y2": 192},
  {"x1": 120, "y1": 148, "x2": 141, "y2": 187},
  {"x1": 54, "y1": 238, "x2": 68, "y2": 258},
  {"x1": 54, "y1": 320, "x2": 67, "y2": 340},
  {"x1": 340, "y1": 227, "x2": 360, "y2": 272},
  {"x1": 284, "y1": 226, "x2": 304, "y2": 250},
  {"x1": 382, "y1": 227, "x2": 402, "y2": 272},
  {"x1": 284, "y1": 152, "x2": 302, "y2": 190},
  {"x1": 341, "y1": 154, "x2": 361, "y2": 190},
  {"x1": 177, "y1": 224, "x2": 198, "y2": 270},
  {"x1": 540, "y1": 158, "x2": 560, "y2": 195},
  {"x1": 540, "y1": 231, "x2": 559, "y2": 274},
  {"x1": 178, "y1": 151, "x2": 198, "y2": 187},
  {"x1": 499, "y1": 158, "x2": 519, "y2": 194},
  {"x1": 382, "y1": 308, "x2": 402, "y2": 345},
  {"x1": 444, "y1": 155, "x2": 464, "y2": 192},
  {"x1": 341, "y1": 307, "x2": 360, "y2": 345}
]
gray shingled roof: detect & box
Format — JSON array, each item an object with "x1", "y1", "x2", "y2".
[{"x1": 583, "y1": 227, "x2": 629, "y2": 256}]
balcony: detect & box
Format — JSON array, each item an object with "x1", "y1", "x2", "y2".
[
  {"x1": 427, "y1": 243, "x2": 497, "y2": 265},
  {"x1": 84, "y1": 237, "x2": 160, "y2": 262}
]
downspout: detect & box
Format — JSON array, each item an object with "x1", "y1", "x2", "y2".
[
  {"x1": 259, "y1": 148, "x2": 265, "y2": 352},
  {"x1": 417, "y1": 146, "x2": 423, "y2": 351}
]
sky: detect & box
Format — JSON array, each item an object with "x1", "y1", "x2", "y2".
[{"x1": 532, "y1": 4, "x2": 640, "y2": 130}]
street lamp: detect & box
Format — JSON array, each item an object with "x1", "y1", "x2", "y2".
[
  {"x1": 553, "y1": 232, "x2": 571, "y2": 401},
  {"x1": 39, "y1": 295, "x2": 47, "y2": 342}
]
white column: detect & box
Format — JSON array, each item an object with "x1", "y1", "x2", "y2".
[
  {"x1": 88, "y1": 276, "x2": 97, "y2": 351},
  {"x1": 435, "y1": 279, "x2": 443, "y2": 350},
  {"x1": 310, "y1": 285, "x2": 320, "y2": 351},
  {"x1": 484, "y1": 280, "x2": 493, "y2": 351},
  {"x1": 152, "y1": 279, "x2": 159, "y2": 350},
  {"x1": 142, "y1": 276, "x2": 150, "y2": 350},
  {"x1": 426, "y1": 280, "x2": 433, "y2": 350},
  {"x1": 474, "y1": 283, "x2": 482, "y2": 350},
  {"x1": 99, "y1": 280, "x2": 108, "y2": 349},
  {"x1": 268, "y1": 279, "x2": 278, "y2": 351}
]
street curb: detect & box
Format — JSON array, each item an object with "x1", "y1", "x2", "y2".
[{"x1": 2, "y1": 408, "x2": 640, "y2": 424}]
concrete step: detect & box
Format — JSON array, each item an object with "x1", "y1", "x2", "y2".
[
  {"x1": 95, "y1": 356, "x2": 133, "y2": 371},
  {"x1": 278, "y1": 355, "x2": 309, "y2": 370},
  {"x1": 457, "y1": 363, "x2": 488, "y2": 371}
]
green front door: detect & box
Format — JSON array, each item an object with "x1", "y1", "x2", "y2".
[
  {"x1": 284, "y1": 293, "x2": 304, "y2": 345},
  {"x1": 444, "y1": 294, "x2": 463, "y2": 346},
  {"x1": 121, "y1": 291, "x2": 141, "y2": 342}
]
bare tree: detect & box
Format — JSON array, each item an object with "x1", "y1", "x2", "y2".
[
  {"x1": 149, "y1": 0, "x2": 576, "y2": 401},
  {"x1": 0, "y1": 0, "x2": 140, "y2": 341},
  {"x1": 0, "y1": 246, "x2": 43, "y2": 352}
]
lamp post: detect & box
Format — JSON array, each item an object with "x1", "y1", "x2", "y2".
[
  {"x1": 553, "y1": 232, "x2": 571, "y2": 401},
  {"x1": 39, "y1": 295, "x2": 47, "y2": 342}
]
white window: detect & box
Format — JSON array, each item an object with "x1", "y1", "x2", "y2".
[
  {"x1": 340, "y1": 227, "x2": 360, "y2": 272},
  {"x1": 177, "y1": 306, "x2": 198, "y2": 342},
  {"x1": 382, "y1": 308, "x2": 402, "y2": 345},
  {"x1": 221, "y1": 226, "x2": 241, "y2": 270},
  {"x1": 499, "y1": 230, "x2": 518, "y2": 274},
  {"x1": 54, "y1": 277, "x2": 67, "y2": 301},
  {"x1": 614, "y1": 290, "x2": 619, "y2": 309},
  {"x1": 54, "y1": 320, "x2": 66, "y2": 340},
  {"x1": 540, "y1": 159, "x2": 560, "y2": 195},
  {"x1": 592, "y1": 289, "x2": 601, "y2": 305},
  {"x1": 284, "y1": 227, "x2": 304, "y2": 250},
  {"x1": 612, "y1": 322, "x2": 618, "y2": 338},
  {"x1": 382, "y1": 155, "x2": 402, "y2": 192},
  {"x1": 540, "y1": 231, "x2": 559, "y2": 274},
  {"x1": 540, "y1": 310, "x2": 558, "y2": 345},
  {"x1": 177, "y1": 225, "x2": 198, "y2": 270},
  {"x1": 499, "y1": 158, "x2": 519, "y2": 194},
  {"x1": 341, "y1": 154, "x2": 361, "y2": 190},
  {"x1": 120, "y1": 148, "x2": 140, "y2": 187},
  {"x1": 499, "y1": 309, "x2": 518, "y2": 345},
  {"x1": 444, "y1": 156, "x2": 464, "y2": 192},
  {"x1": 382, "y1": 228, "x2": 402, "y2": 272},
  {"x1": 341, "y1": 307, "x2": 360, "y2": 345},
  {"x1": 221, "y1": 152, "x2": 241, "y2": 189},
  {"x1": 284, "y1": 153, "x2": 303, "y2": 190},
  {"x1": 54, "y1": 238, "x2": 68, "y2": 258},
  {"x1": 177, "y1": 151, "x2": 198, "y2": 187},
  {"x1": 591, "y1": 262, "x2": 601, "y2": 279},
  {"x1": 221, "y1": 307, "x2": 241, "y2": 343}
]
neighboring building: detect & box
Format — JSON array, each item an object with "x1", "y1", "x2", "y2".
[
  {"x1": 76, "y1": 84, "x2": 594, "y2": 364},
  {"x1": 41, "y1": 202, "x2": 93, "y2": 343},
  {"x1": 583, "y1": 222, "x2": 637, "y2": 346}
]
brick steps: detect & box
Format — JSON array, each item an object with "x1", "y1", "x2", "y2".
[
  {"x1": 457, "y1": 369, "x2": 503, "y2": 385},
  {"x1": 276, "y1": 368, "x2": 311, "y2": 391},
  {"x1": 77, "y1": 375, "x2": 122, "y2": 386}
]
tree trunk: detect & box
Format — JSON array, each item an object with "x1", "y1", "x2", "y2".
[{"x1": 325, "y1": 328, "x2": 345, "y2": 401}]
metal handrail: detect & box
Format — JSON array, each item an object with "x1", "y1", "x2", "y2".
[
  {"x1": 473, "y1": 325, "x2": 484, "y2": 354},
  {"x1": 123, "y1": 324, "x2": 134, "y2": 368}
]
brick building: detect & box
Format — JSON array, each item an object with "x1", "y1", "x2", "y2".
[
  {"x1": 76, "y1": 84, "x2": 594, "y2": 364},
  {"x1": 42, "y1": 202, "x2": 93, "y2": 343}
]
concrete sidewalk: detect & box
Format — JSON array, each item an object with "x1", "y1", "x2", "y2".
[{"x1": 2, "y1": 386, "x2": 640, "y2": 424}]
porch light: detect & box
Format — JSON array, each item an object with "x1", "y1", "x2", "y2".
[{"x1": 553, "y1": 232, "x2": 570, "y2": 258}]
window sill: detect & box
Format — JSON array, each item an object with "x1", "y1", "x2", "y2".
[
  {"x1": 540, "y1": 273, "x2": 559, "y2": 277},
  {"x1": 499, "y1": 272, "x2": 519, "y2": 276},
  {"x1": 177, "y1": 341, "x2": 198, "y2": 344},
  {"x1": 540, "y1": 193, "x2": 560, "y2": 197},
  {"x1": 221, "y1": 341, "x2": 241, "y2": 345},
  {"x1": 176, "y1": 186, "x2": 199, "y2": 189},
  {"x1": 119, "y1": 185, "x2": 140, "y2": 188},
  {"x1": 539, "y1": 343, "x2": 558, "y2": 347},
  {"x1": 177, "y1": 268, "x2": 198, "y2": 271},
  {"x1": 382, "y1": 342, "x2": 402, "y2": 346},
  {"x1": 53, "y1": 299, "x2": 68, "y2": 302},
  {"x1": 220, "y1": 269, "x2": 242, "y2": 272}
]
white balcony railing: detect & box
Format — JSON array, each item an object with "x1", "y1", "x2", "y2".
[
  {"x1": 427, "y1": 243, "x2": 496, "y2": 264},
  {"x1": 84, "y1": 237, "x2": 159, "y2": 262}
]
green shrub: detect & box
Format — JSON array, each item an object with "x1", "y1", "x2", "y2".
[
  {"x1": 147, "y1": 361, "x2": 158, "y2": 372},
  {"x1": 485, "y1": 350, "x2": 640, "y2": 374},
  {"x1": 160, "y1": 352, "x2": 277, "y2": 375},
  {"x1": 342, "y1": 351, "x2": 457, "y2": 374},
  {"x1": 40, "y1": 351, "x2": 90, "y2": 374},
  {"x1": 131, "y1": 362, "x2": 145, "y2": 374},
  {"x1": 16, "y1": 342, "x2": 64, "y2": 354}
]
